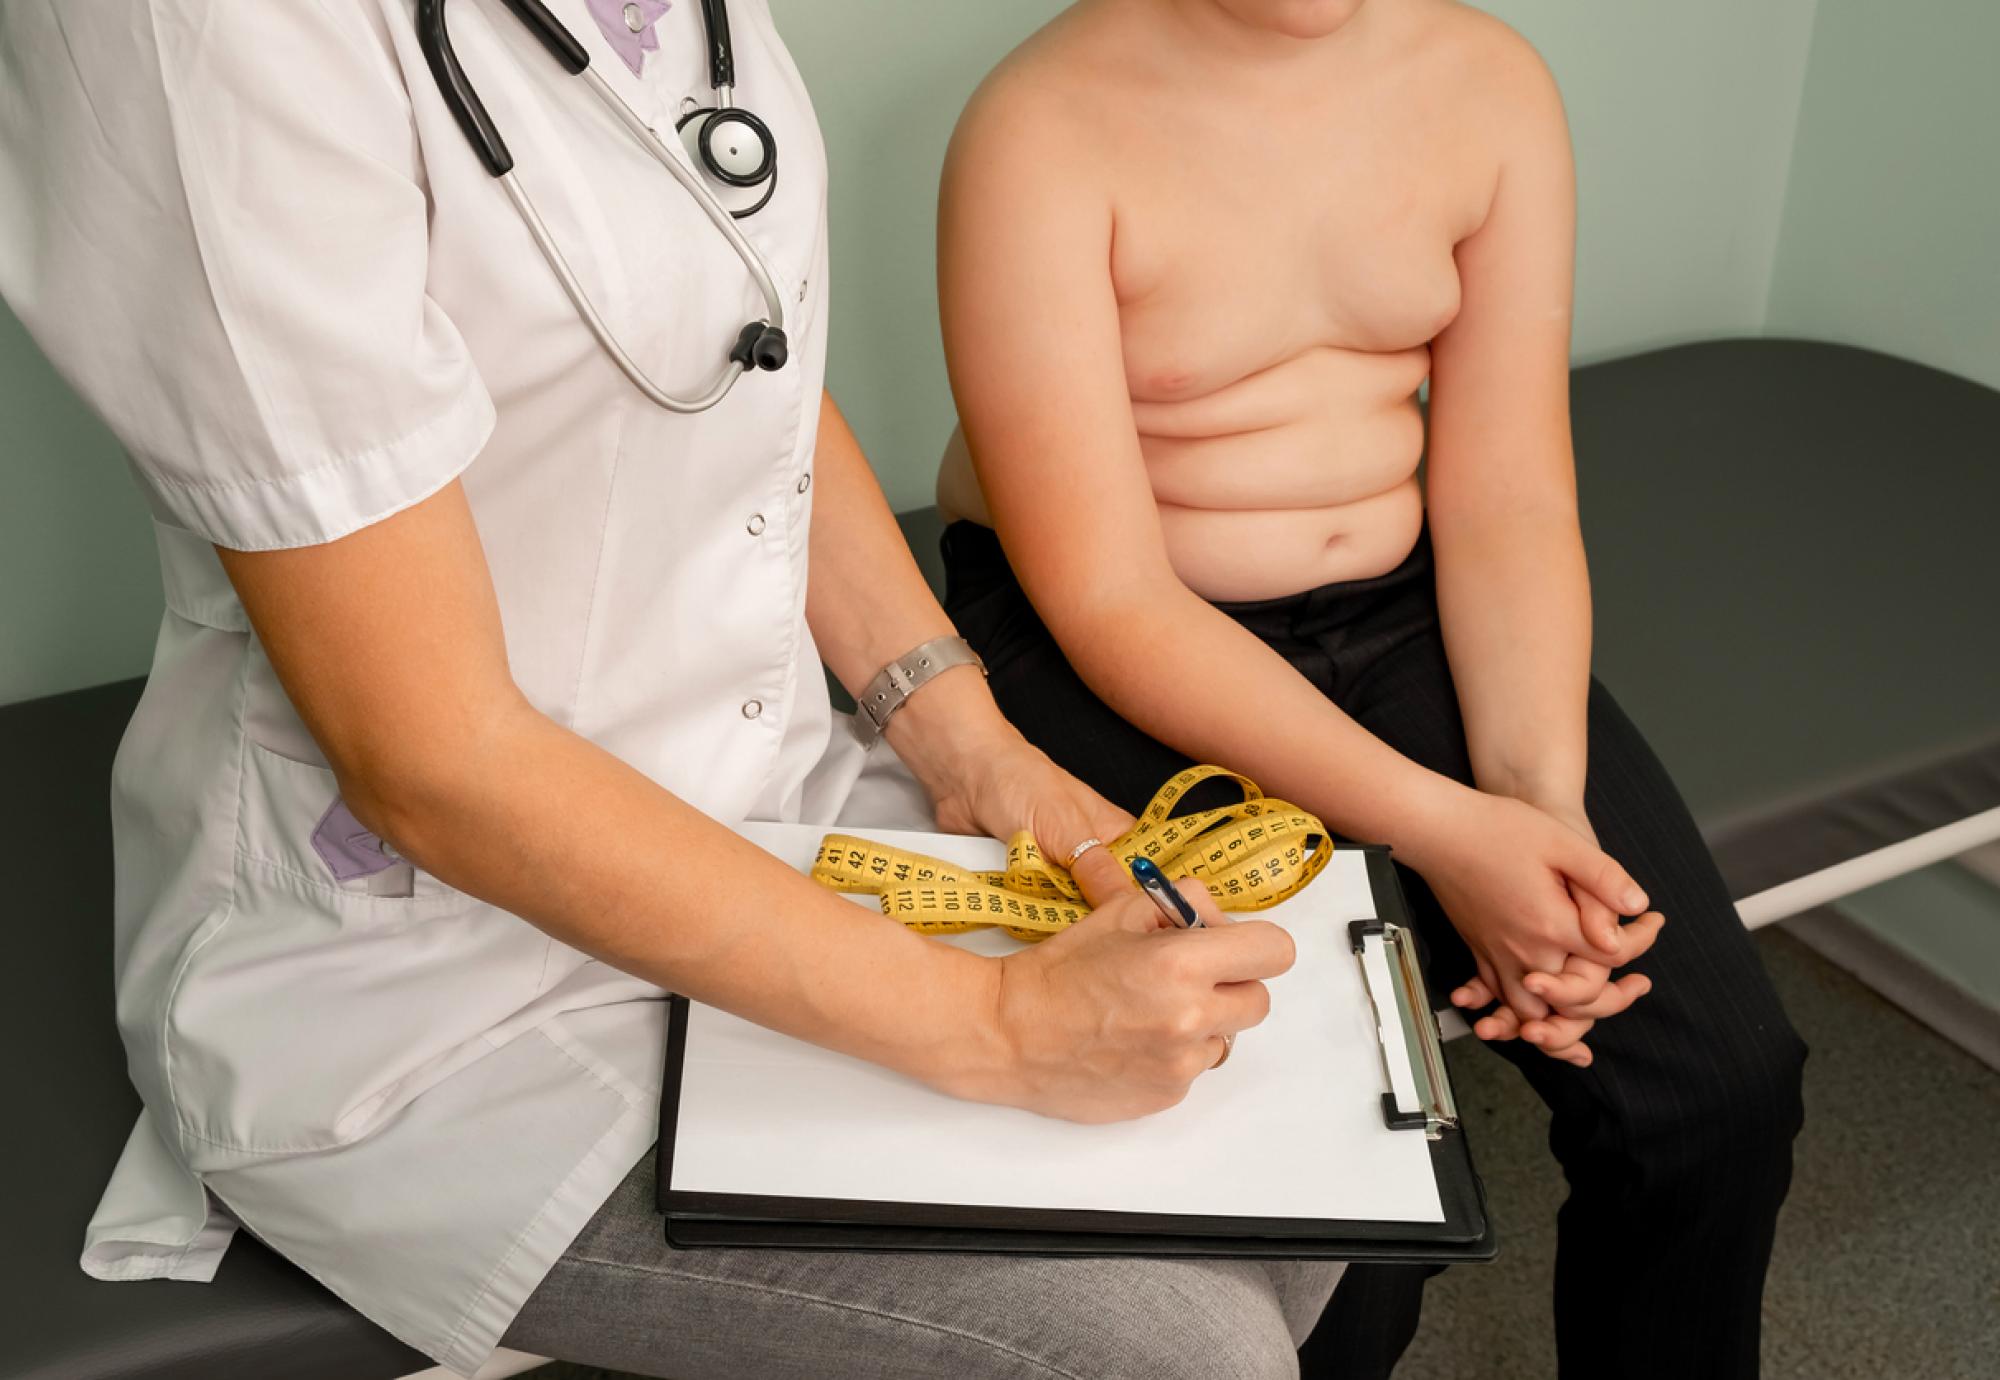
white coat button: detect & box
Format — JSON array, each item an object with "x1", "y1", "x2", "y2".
[
  {"x1": 623, "y1": 4, "x2": 645, "y2": 33},
  {"x1": 797, "y1": 472, "x2": 812, "y2": 494},
  {"x1": 742, "y1": 699, "x2": 763, "y2": 720},
  {"x1": 746, "y1": 513, "x2": 767, "y2": 536}
]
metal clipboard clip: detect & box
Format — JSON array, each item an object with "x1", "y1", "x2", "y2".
[{"x1": 1350, "y1": 917, "x2": 1460, "y2": 1139}]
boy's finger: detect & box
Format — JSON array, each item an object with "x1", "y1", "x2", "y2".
[
  {"x1": 1451, "y1": 974, "x2": 1497, "y2": 1009},
  {"x1": 1603, "y1": 911, "x2": 1667, "y2": 967},
  {"x1": 1571, "y1": 884, "x2": 1625, "y2": 959},
  {"x1": 1474, "y1": 1006, "x2": 1522, "y2": 1041},
  {"x1": 1557, "y1": 972, "x2": 1653, "y2": 1020},
  {"x1": 1522, "y1": 1017, "x2": 1596, "y2": 1067},
  {"x1": 1522, "y1": 961, "x2": 1609, "y2": 1008}
]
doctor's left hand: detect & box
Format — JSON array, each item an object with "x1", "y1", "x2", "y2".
[
  {"x1": 882, "y1": 667, "x2": 1133, "y2": 902},
  {"x1": 936, "y1": 734, "x2": 1136, "y2": 901},
  {"x1": 910, "y1": 738, "x2": 1130, "y2": 903}
]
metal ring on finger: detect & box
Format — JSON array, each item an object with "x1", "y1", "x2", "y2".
[
  {"x1": 1210, "y1": 1033, "x2": 1233, "y2": 1070},
  {"x1": 1063, "y1": 837, "x2": 1105, "y2": 869}
]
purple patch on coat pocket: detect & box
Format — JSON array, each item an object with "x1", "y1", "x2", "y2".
[{"x1": 310, "y1": 796, "x2": 400, "y2": 882}]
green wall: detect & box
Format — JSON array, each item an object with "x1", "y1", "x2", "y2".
[
  {"x1": 3, "y1": 0, "x2": 1985, "y2": 707},
  {"x1": 1766, "y1": 0, "x2": 2000, "y2": 392},
  {"x1": 0, "y1": 306, "x2": 163, "y2": 705}
]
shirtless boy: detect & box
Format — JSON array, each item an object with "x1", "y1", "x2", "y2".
[{"x1": 934, "y1": 2, "x2": 1806, "y2": 1376}]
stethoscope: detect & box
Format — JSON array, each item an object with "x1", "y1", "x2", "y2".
[{"x1": 418, "y1": 0, "x2": 789, "y2": 414}]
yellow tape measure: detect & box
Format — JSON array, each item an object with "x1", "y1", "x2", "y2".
[{"x1": 811, "y1": 765, "x2": 1333, "y2": 943}]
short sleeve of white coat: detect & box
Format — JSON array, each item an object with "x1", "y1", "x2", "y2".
[{"x1": 0, "y1": 2, "x2": 494, "y2": 551}]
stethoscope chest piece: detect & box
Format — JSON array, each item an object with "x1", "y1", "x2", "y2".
[{"x1": 679, "y1": 98, "x2": 778, "y2": 217}]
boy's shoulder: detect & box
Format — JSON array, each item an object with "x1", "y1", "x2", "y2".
[
  {"x1": 946, "y1": 7, "x2": 1112, "y2": 183},
  {"x1": 961, "y1": 7, "x2": 1109, "y2": 119},
  {"x1": 1415, "y1": 2, "x2": 1563, "y2": 108}
]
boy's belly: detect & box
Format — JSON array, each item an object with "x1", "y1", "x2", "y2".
[
  {"x1": 1156, "y1": 478, "x2": 1426, "y2": 602},
  {"x1": 1136, "y1": 383, "x2": 1428, "y2": 599},
  {"x1": 936, "y1": 428, "x2": 1427, "y2": 603},
  {"x1": 938, "y1": 343, "x2": 1430, "y2": 600}
]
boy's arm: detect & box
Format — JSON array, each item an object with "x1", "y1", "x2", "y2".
[
  {"x1": 1424, "y1": 37, "x2": 1655, "y2": 1015},
  {"x1": 1425, "y1": 38, "x2": 1589, "y2": 828}
]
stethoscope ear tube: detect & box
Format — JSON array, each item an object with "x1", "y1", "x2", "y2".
[
  {"x1": 700, "y1": 0, "x2": 737, "y2": 89},
  {"x1": 495, "y1": 0, "x2": 591, "y2": 73},
  {"x1": 417, "y1": 0, "x2": 515, "y2": 176}
]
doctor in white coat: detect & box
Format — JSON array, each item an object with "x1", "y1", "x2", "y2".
[{"x1": 0, "y1": 1, "x2": 1338, "y2": 1375}]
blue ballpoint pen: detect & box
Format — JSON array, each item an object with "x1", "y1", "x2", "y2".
[{"x1": 1129, "y1": 856, "x2": 1204, "y2": 929}]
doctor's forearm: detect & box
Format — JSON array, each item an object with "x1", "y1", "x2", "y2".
[
  {"x1": 803, "y1": 390, "x2": 1018, "y2": 782},
  {"x1": 806, "y1": 391, "x2": 960, "y2": 690},
  {"x1": 362, "y1": 706, "x2": 1008, "y2": 1094}
]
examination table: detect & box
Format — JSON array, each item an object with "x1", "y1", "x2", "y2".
[{"x1": 6, "y1": 339, "x2": 1996, "y2": 1380}]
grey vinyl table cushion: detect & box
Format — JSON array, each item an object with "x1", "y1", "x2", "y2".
[
  {"x1": 7, "y1": 338, "x2": 1994, "y2": 1379},
  {"x1": 1571, "y1": 340, "x2": 1999, "y2": 892}
]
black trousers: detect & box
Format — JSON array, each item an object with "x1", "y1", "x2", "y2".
[{"x1": 940, "y1": 521, "x2": 1808, "y2": 1380}]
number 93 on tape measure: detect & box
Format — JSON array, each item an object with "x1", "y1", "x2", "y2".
[{"x1": 810, "y1": 765, "x2": 1333, "y2": 944}]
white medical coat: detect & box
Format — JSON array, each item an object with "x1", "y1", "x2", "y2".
[{"x1": 0, "y1": 2, "x2": 905, "y2": 1372}]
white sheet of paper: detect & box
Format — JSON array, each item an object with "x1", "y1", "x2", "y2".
[{"x1": 668, "y1": 822, "x2": 1445, "y2": 1225}]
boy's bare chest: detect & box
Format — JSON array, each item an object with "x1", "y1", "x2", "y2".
[{"x1": 1105, "y1": 103, "x2": 1478, "y2": 403}]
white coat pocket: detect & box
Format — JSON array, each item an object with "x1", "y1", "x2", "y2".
[{"x1": 166, "y1": 742, "x2": 554, "y2": 1163}]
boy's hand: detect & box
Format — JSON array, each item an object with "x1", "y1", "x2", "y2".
[
  {"x1": 1443, "y1": 797, "x2": 1663, "y2": 1067},
  {"x1": 1409, "y1": 788, "x2": 1662, "y2": 1067},
  {"x1": 1449, "y1": 926, "x2": 1658, "y2": 1067}
]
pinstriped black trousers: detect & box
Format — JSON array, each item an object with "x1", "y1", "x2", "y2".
[{"x1": 941, "y1": 520, "x2": 1807, "y2": 1380}]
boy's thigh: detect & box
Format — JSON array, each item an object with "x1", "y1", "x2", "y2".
[{"x1": 506, "y1": 1153, "x2": 1341, "y2": 1379}]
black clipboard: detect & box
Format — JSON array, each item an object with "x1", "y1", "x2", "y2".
[{"x1": 657, "y1": 847, "x2": 1494, "y2": 1264}]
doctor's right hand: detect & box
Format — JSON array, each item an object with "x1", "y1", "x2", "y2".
[{"x1": 983, "y1": 876, "x2": 1294, "y2": 1123}]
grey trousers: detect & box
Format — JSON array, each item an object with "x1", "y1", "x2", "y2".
[{"x1": 502, "y1": 1147, "x2": 1345, "y2": 1379}]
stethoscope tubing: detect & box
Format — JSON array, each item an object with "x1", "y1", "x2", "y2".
[{"x1": 516, "y1": 68, "x2": 785, "y2": 413}]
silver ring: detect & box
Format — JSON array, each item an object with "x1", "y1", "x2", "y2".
[
  {"x1": 1063, "y1": 837, "x2": 1105, "y2": 868},
  {"x1": 1211, "y1": 1034, "x2": 1234, "y2": 1070}
]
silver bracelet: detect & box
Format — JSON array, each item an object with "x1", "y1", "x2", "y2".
[{"x1": 851, "y1": 635, "x2": 987, "y2": 746}]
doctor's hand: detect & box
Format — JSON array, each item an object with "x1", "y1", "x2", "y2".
[
  {"x1": 921, "y1": 724, "x2": 1137, "y2": 897},
  {"x1": 985, "y1": 876, "x2": 1293, "y2": 1123}
]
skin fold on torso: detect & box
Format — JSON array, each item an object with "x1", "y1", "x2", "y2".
[{"x1": 938, "y1": 0, "x2": 1499, "y2": 601}]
